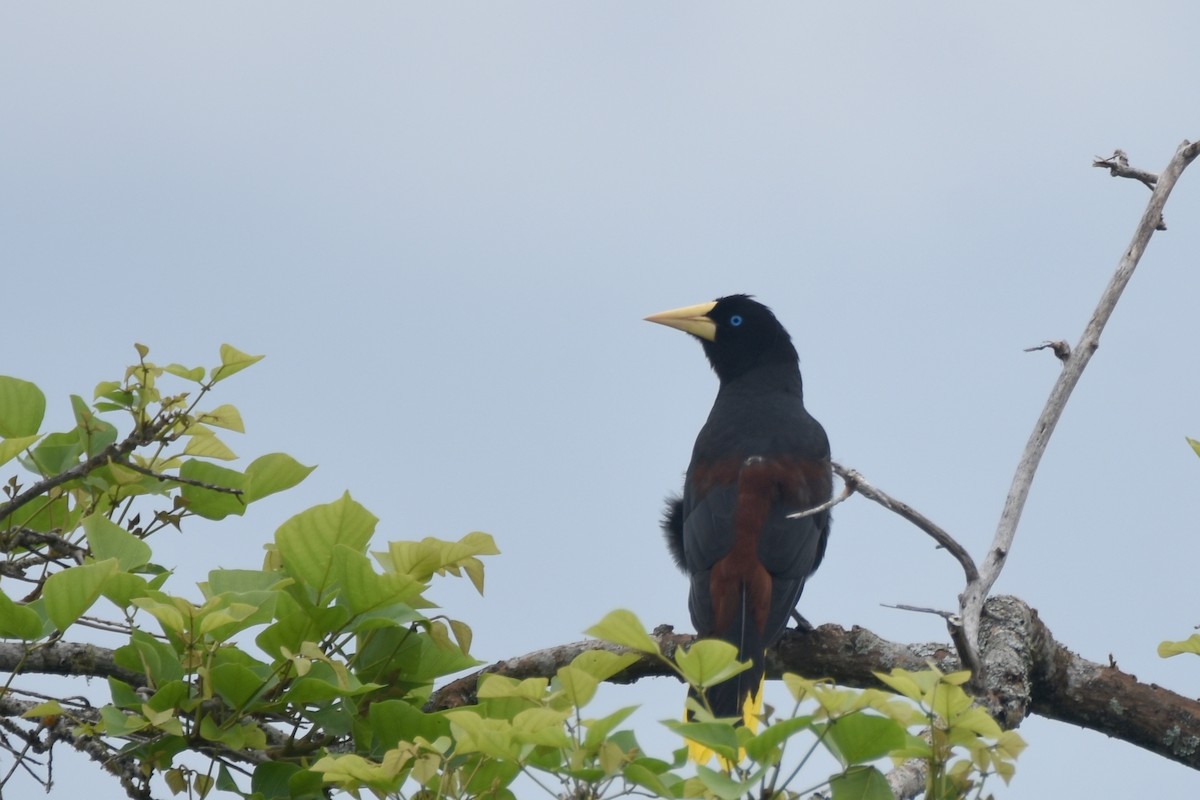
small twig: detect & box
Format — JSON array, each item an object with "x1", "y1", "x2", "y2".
[
  {"x1": 1024, "y1": 340, "x2": 1071, "y2": 363},
  {"x1": 883, "y1": 603, "x2": 959, "y2": 622},
  {"x1": 1093, "y1": 149, "x2": 1159, "y2": 190},
  {"x1": 117, "y1": 461, "x2": 243, "y2": 495},
  {"x1": 0, "y1": 529, "x2": 85, "y2": 563},
  {"x1": 787, "y1": 474, "x2": 854, "y2": 520},
  {"x1": 831, "y1": 461, "x2": 979, "y2": 584}
]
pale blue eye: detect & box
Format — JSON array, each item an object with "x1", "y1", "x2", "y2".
[{"x1": 729, "y1": 315, "x2": 743, "y2": 327}]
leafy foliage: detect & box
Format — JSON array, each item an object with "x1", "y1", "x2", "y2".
[{"x1": 0, "y1": 347, "x2": 1022, "y2": 799}]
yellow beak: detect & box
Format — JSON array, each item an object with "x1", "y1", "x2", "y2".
[{"x1": 644, "y1": 301, "x2": 718, "y2": 342}]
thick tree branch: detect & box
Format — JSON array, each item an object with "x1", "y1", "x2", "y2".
[
  {"x1": 426, "y1": 597, "x2": 1200, "y2": 775},
  {"x1": 0, "y1": 641, "x2": 144, "y2": 686}
]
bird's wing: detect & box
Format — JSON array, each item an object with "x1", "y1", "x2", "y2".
[
  {"x1": 755, "y1": 498, "x2": 830, "y2": 646},
  {"x1": 680, "y1": 476, "x2": 738, "y2": 638}
]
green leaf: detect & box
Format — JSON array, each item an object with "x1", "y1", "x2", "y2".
[
  {"x1": 824, "y1": 713, "x2": 908, "y2": 766},
  {"x1": 101, "y1": 572, "x2": 151, "y2": 609},
  {"x1": 675, "y1": 639, "x2": 749, "y2": 688},
  {"x1": 829, "y1": 765, "x2": 893, "y2": 800},
  {"x1": 179, "y1": 460, "x2": 247, "y2": 520},
  {"x1": 584, "y1": 609, "x2": 660, "y2": 655},
  {"x1": 450, "y1": 618, "x2": 473, "y2": 655},
  {"x1": 694, "y1": 764, "x2": 751, "y2": 800},
  {"x1": 511, "y1": 707, "x2": 572, "y2": 747},
  {"x1": 334, "y1": 545, "x2": 425, "y2": 615},
  {"x1": 99, "y1": 705, "x2": 149, "y2": 737},
  {"x1": 70, "y1": 394, "x2": 117, "y2": 456},
  {"x1": 202, "y1": 568, "x2": 289, "y2": 596},
  {"x1": 0, "y1": 376, "x2": 46, "y2": 438},
  {"x1": 195, "y1": 404, "x2": 245, "y2": 432},
  {"x1": 276, "y1": 493, "x2": 378, "y2": 595},
  {"x1": 208, "y1": 662, "x2": 270, "y2": 709},
  {"x1": 84, "y1": 514, "x2": 152, "y2": 571},
  {"x1": 0, "y1": 584, "x2": 47, "y2": 640},
  {"x1": 250, "y1": 762, "x2": 305, "y2": 800},
  {"x1": 209, "y1": 344, "x2": 264, "y2": 384},
  {"x1": 43, "y1": 559, "x2": 119, "y2": 631},
  {"x1": 569, "y1": 649, "x2": 640, "y2": 682},
  {"x1": 0, "y1": 434, "x2": 40, "y2": 468},
  {"x1": 183, "y1": 430, "x2": 238, "y2": 460},
  {"x1": 873, "y1": 669, "x2": 924, "y2": 702},
  {"x1": 23, "y1": 700, "x2": 65, "y2": 720},
  {"x1": 461, "y1": 756, "x2": 520, "y2": 797},
  {"x1": 582, "y1": 705, "x2": 639, "y2": 752},
  {"x1": 1158, "y1": 633, "x2": 1200, "y2": 658},
  {"x1": 380, "y1": 531, "x2": 498, "y2": 593},
  {"x1": 624, "y1": 761, "x2": 676, "y2": 798},
  {"x1": 164, "y1": 363, "x2": 206, "y2": 383},
  {"x1": 26, "y1": 430, "x2": 83, "y2": 476},
  {"x1": 953, "y1": 706, "x2": 1003, "y2": 738},
  {"x1": 368, "y1": 700, "x2": 450, "y2": 750},
  {"x1": 115, "y1": 629, "x2": 185, "y2": 684},
  {"x1": 662, "y1": 719, "x2": 739, "y2": 764},
  {"x1": 557, "y1": 665, "x2": 601, "y2": 708},
  {"x1": 478, "y1": 673, "x2": 550, "y2": 702},
  {"x1": 244, "y1": 453, "x2": 316, "y2": 503},
  {"x1": 145, "y1": 680, "x2": 190, "y2": 714},
  {"x1": 444, "y1": 710, "x2": 521, "y2": 759},
  {"x1": 743, "y1": 715, "x2": 814, "y2": 763}
]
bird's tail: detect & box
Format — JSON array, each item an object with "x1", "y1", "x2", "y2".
[
  {"x1": 685, "y1": 673, "x2": 765, "y2": 765},
  {"x1": 685, "y1": 582, "x2": 769, "y2": 764}
]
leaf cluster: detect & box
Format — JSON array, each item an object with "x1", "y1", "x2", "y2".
[
  {"x1": 0, "y1": 346, "x2": 496, "y2": 799},
  {"x1": 0, "y1": 347, "x2": 1023, "y2": 800}
]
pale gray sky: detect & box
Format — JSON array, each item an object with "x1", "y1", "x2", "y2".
[{"x1": 3, "y1": 3, "x2": 1200, "y2": 797}]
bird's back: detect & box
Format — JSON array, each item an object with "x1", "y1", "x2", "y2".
[{"x1": 681, "y1": 368, "x2": 831, "y2": 716}]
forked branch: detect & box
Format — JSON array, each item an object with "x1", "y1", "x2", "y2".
[{"x1": 957, "y1": 139, "x2": 1200, "y2": 674}]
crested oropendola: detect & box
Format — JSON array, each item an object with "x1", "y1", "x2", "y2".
[{"x1": 647, "y1": 294, "x2": 832, "y2": 725}]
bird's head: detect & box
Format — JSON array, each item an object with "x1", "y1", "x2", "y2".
[{"x1": 645, "y1": 294, "x2": 800, "y2": 383}]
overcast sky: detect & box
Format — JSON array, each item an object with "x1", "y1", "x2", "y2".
[{"x1": 4, "y1": 3, "x2": 1200, "y2": 797}]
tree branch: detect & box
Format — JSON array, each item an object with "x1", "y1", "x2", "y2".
[
  {"x1": 0, "y1": 414, "x2": 177, "y2": 525},
  {"x1": 0, "y1": 641, "x2": 145, "y2": 686},
  {"x1": 1092, "y1": 149, "x2": 1159, "y2": 191},
  {"x1": 117, "y1": 460, "x2": 244, "y2": 494},
  {"x1": 830, "y1": 462, "x2": 979, "y2": 585},
  {"x1": 426, "y1": 597, "x2": 1200, "y2": 774},
  {"x1": 958, "y1": 139, "x2": 1200, "y2": 678}
]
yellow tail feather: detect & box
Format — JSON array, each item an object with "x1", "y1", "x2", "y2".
[{"x1": 685, "y1": 676, "x2": 765, "y2": 766}]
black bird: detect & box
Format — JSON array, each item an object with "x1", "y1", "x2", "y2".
[{"x1": 646, "y1": 295, "x2": 832, "y2": 723}]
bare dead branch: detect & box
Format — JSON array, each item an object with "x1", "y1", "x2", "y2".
[
  {"x1": 883, "y1": 603, "x2": 958, "y2": 621},
  {"x1": 1023, "y1": 340, "x2": 1071, "y2": 362},
  {"x1": 787, "y1": 473, "x2": 854, "y2": 520},
  {"x1": 960, "y1": 139, "x2": 1200, "y2": 681},
  {"x1": 1093, "y1": 149, "x2": 1159, "y2": 190},
  {"x1": 831, "y1": 461, "x2": 979, "y2": 585}
]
